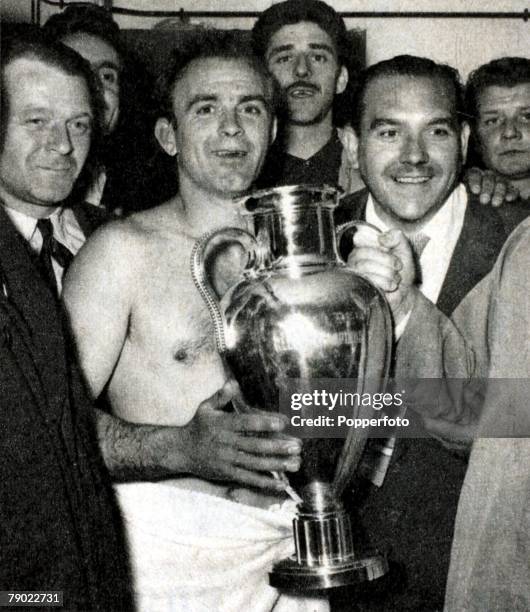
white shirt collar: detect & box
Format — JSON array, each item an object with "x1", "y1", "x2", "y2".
[
  {"x1": 365, "y1": 184, "x2": 468, "y2": 303},
  {"x1": 4, "y1": 206, "x2": 59, "y2": 248},
  {"x1": 365, "y1": 184, "x2": 467, "y2": 239}
]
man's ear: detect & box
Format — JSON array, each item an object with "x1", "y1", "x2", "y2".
[
  {"x1": 460, "y1": 122, "x2": 471, "y2": 163},
  {"x1": 154, "y1": 118, "x2": 178, "y2": 156},
  {"x1": 351, "y1": 130, "x2": 359, "y2": 170},
  {"x1": 270, "y1": 116, "x2": 278, "y2": 144},
  {"x1": 339, "y1": 124, "x2": 359, "y2": 170},
  {"x1": 335, "y1": 66, "x2": 349, "y2": 95}
]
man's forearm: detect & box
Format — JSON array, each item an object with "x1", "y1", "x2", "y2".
[
  {"x1": 93, "y1": 393, "x2": 302, "y2": 490},
  {"x1": 95, "y1": 408, "x2": 190, "y2": 481}
]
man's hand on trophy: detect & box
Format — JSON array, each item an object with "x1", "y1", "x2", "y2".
[
  {"x1": 181, "y1": 380, "x2": 302, "y2": 490},
  {"x1": 347, "y1": 228, "x2": 417, "y2": 325}
]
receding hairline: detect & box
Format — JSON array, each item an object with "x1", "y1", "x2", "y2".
[
  {"x1": 169, "y1": 55, "x2": 275, "y2": 102},
  {"x1": 359, "y1": 73, "x2": 461, "y2": 123}
]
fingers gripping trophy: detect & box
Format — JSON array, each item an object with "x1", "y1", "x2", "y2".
[{"x1": 191, "y1": 184, "x2": 391, "y2": 591}]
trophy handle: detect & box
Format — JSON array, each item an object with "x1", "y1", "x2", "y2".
[
  {"x1": 335, "y1": 220, "x2": 381, "y2": 263},
  {"x1": 190, "y1": 227, "x2": 259, "y2": 354},
  {"x1": 333, "y1": 220, "x2": 392, "y2": 497}
]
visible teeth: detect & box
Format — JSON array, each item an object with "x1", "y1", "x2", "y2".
[
  {"x1": 394, "y1": 177, "x2": 430, "y2": 184},
  {"x1": 291, "y1": 89, "x2": 314, "y2": 97},
  {"x1": 215, "y1": 151, "x2": 246, "y2": 157}
]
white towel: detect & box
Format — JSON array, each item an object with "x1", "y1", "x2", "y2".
[{"x1": 115, "y1": 482, "x2": 330, "y2": 612}]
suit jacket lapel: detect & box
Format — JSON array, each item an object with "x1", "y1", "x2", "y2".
[
  {"x1": 437, "y1": 195, "x2": 508, "y2": 316},
  {"x1": 0, "y1": 207, "x2": 68, "y2": 417}
]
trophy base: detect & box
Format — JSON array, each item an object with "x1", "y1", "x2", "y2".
[{"x1": 269, "y1": 550, "x2": 388, "y2": 591}]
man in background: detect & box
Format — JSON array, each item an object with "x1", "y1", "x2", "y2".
[
  {"x1": 44, "y1": 4, "x2": 165, "y2": 214},
  {"x1": 466, "y1": 57, "x2": 530, "y2": 203},
  {"x1": 252, "y1": 0, "x2": 514, "y2": 206},
  {"x1": 252, "y1": 0, "x2": 361, "y2": 192}
]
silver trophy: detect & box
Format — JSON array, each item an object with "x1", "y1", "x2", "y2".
[{"x1": 191, "y1": 185, "x2": 391, "y2": 590}]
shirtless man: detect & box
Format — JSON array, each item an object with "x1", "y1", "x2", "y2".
[{"x1": 63, "y1": 32, "x2": 325, "y2": 612}]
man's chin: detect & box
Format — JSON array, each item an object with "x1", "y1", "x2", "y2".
[
  {"x1": 494, "y1": 164, "x2": 530, "y2": 181},
  {"x1": 287, "y1": 104, "x2": 329, "y2": 127},
  {"x1": 215, "y1": 175, "x2": 256, "y2": 198},
  {"x1": 34, "y1": 184, "x2": 75, "y2": 204},
  {"x1": 289, "y1": 114, "x2": 328, "y2": 127}
]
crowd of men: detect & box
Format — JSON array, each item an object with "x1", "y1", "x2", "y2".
[{"x1": 0, "y1": 1, "x2": 528, "y2": 611}]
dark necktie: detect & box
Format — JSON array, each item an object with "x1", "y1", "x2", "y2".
[
  {"x1": 36, "y1": 218, "x2": 73, "y2": 296},
  {"x1": 407, "y1": 232, "x2": 430, "y2": 284}
]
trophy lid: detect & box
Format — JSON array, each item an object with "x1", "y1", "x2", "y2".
[{"x1": 236, "y1": 184, "x2": 343, "y2": 215}]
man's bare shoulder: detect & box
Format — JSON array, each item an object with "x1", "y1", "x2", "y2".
[{"x1": 79, "y1": 199, "x2": 187, "y2": 259}]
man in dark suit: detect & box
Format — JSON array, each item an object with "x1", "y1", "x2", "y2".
[
  {"x1": 333, "y1": 55, "x2": 528, "y2": 611},
  {"x1": 0, "y1": 35, "x2": 132, "y2": 609}
]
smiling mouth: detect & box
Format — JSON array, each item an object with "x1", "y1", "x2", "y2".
[
  {"x1": 393, "y1": 176, "x2": 432, "y2": 184},
  {"x1": 213, "y1": 150, "x2": 248, "y2": 159},
  {"x1": 289, "y1": 87, "x2": 317, "y2": 98}
]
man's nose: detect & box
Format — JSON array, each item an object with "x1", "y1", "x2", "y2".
[
  {"x1": 219, "y1": 109, "x2": 243, "y2": 137},
  {"x1": 294, "y1": 53, "x2": 311, "y2": 78},
  {"x1": 46, "y1": 122, "x2": 73, "y2": 154},
  {"x1": 501, "y1": 117, "x2": 521, "y2": 140},
  {"x1": 400, "y1": 134, "x2": 429, "y2": 165}
]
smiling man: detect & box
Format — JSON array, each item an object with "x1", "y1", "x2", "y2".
[
  {"x1": 0, "y1": 34, "x2": 132, "y2": 609},
  {"x1": 466, "y1": 57, "x2": 530, "y2": 202},
  {"x1": 336, "y1": 55, "x2": 527, "y2": 612},
  {"x1": 62, "y1": 32, "x2": 325, "y2": 612}
]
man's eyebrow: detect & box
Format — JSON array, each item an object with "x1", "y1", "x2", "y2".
[
  {"x1": 239, "y1": 94, "x2": 273, "y2": 113},
  {"x1": 267, "y1": 42, "x2": 335, "y2": 56},
  {"x1": 369, "y1": 118, "x2": 402, "y2": 130},
  {"x1": 267, "y1": 44, "x2": 293, "y2": 57},
  {"x1": 426, "y1": 117, "x2": 457, "y2": 126},
  {"x1": 239, "y1": 94, "x2": 269, "y2": 106},
  {"x1": 308, "y1": 43, "x2": 334, "y2": 54},
  {"x1": 186, "y1": 94, "x2": 218, "y2": 111},
  {"x1": 95, "y1": 60, "x2": 121, "y2": 72}
]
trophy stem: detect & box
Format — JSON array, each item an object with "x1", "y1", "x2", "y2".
[{"x1": 270, "y1": 483, "x2": 388, "y2": 591}]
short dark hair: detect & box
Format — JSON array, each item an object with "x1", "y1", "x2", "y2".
[
  {"x1": 0, "y1": 32, "x2": 105, "y2": 178},
  {"x1": 43, "y1": 4, "x2": 122, "y2": 59},
  {"x1": 156, "y1": 30, "x2": 278, "y2": 121},
  {"x1": 351, "y1": 55, "x2": 465, "y2": 133},
  {"x1": 465, "y1": 57, "x2": 530, "y2": 122},
  {"x1": 252, "y1": 0, "x2": 348, "y2": 64}
]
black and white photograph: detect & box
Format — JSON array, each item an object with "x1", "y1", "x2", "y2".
[{"x1": 0, "y1": 1, "x2": 528, "y2": 611}]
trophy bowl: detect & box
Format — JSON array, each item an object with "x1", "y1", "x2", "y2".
[{"x1": 191, "y1": 185, "x2": 391, "y2": 590}]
